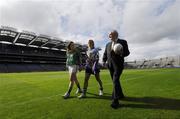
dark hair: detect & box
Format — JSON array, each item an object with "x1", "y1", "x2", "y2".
[
  {"x1": 67, "y1": 41, "x2": 74, "y2": 51},
  {"x1": 88, "y1": 39, "x2": 94, "y2": 48}
]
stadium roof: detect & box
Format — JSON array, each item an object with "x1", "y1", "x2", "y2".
[{"x1": 0, "y1": 26, "x2": 87, "y2": 51}]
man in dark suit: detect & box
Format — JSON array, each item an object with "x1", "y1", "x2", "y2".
[{"x1": 103, "y1": 30, "x2": 130, "y2": 109}]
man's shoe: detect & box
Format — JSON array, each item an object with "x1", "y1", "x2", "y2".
[{"x1": 110, "y1": 100, "x2": 119, "y2": 109}]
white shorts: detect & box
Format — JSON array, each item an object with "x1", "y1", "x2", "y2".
[{"x1": 68, "y1": 65, "x2": 79, "y2": 74}]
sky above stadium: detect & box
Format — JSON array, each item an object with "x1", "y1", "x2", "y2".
[{"x1": 0, "y1": 0, "x2": 180, "y2": 61}]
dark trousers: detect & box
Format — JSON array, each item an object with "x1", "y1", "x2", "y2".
[{"x1": 108, "y1": 61, "x2": 124, "y2": 100}]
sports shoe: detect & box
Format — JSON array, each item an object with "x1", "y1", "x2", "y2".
[
  {"x1": 62, "y1": 92, "x2": 70, "y2": 99},
  {"x1": 75, "y1": 89, "x2": 82, "y2": 95},
  {"x1": 99, "y1": 90, "x2": 103, "y2": 96},
  {"x1": 78, "y1": 93, "x2": 86, "y2": 99}
]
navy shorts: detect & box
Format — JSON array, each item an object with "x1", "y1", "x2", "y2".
[{"x1": 85, "y1": 65, "x2": 100, "y2": 74}]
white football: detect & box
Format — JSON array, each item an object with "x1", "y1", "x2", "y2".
[{"x1": 113, "y1": 43, "x2": 123, "y2": 55}]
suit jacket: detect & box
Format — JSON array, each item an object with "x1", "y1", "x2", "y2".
[{"x1": 103, "y1": 39, "x2": 130, "y2": 68}]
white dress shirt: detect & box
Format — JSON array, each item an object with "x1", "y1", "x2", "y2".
[{"x1": 111, "y1": 38, "x2": 118, "y2": 50}]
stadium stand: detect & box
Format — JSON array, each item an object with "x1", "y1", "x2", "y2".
[
  {"x1": 0, "y1": 26, "x2": 87, "y2": 73},
  {"x1": 126, "y1": 56, "x2": 180, "y2": 69}
]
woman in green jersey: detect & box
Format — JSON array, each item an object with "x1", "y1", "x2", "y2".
[{"x1": 63, "y1": 41, "x2": 82, "y2": 99}]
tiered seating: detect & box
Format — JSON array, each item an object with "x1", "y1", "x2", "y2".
[
  {"x1": 0, "y1": 26, "x2": 87, "y2": 73},
  {"x1": 0, "y1": 64, "x2": 8, "y2": 73},
  {"x1": 6, "y1": 63, "x2": 29, "y2": 73}
]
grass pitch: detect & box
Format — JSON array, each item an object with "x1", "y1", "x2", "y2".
[{"x1": 0, "y1": 68, "x2": 180, "y2": 119}]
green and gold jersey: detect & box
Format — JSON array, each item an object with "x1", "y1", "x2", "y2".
[{"x1": 66, "y1": 50, "x2": 81, "y2": 66}]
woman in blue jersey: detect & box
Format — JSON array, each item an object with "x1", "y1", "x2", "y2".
[
  {"x1": 63, "y1": 41, "x2": 82, "y2": 99},
  {"x1": 79, "y1": 39, "x2": 103, "y2": 98}
]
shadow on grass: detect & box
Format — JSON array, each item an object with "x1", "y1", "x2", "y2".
[
  {"x1": 81, "y1": 92, "x2": 112, "y2": 100},
  {"x1": 120, "y1": 96, "x2": 180, "y2": 110},
  {"x1": 84, "y1": 93, "x2": 180, "y2": 110}
]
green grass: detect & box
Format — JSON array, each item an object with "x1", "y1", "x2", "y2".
[{"x1": 0, "y1": 68, "x2": 180, "y2": 119}]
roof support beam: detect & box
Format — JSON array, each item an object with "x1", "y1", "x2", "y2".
[{"x1": 13, "y1": 32, "x2": 21, "y2": 45}]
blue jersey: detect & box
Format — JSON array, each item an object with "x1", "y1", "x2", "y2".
[
  {"x1": 86, "y1": 48, "x2": 99, "y2": 62},
  {"x1": 85, "y1": 48, "x2": 100, "y2": 74}
]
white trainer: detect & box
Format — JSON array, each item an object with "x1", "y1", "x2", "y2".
[
  {"x1": 75, "y1": 89, "x2": 82, "y2": 95},
  {"x1": 62, "y1": 92, "x2": 70, "y2": 99},
  {"x1": 78, "y1": 93, "x2": 86, "y2": 99},
  {"x1": 99, "y1": 90, "x2": 103, "y2": 96}
]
